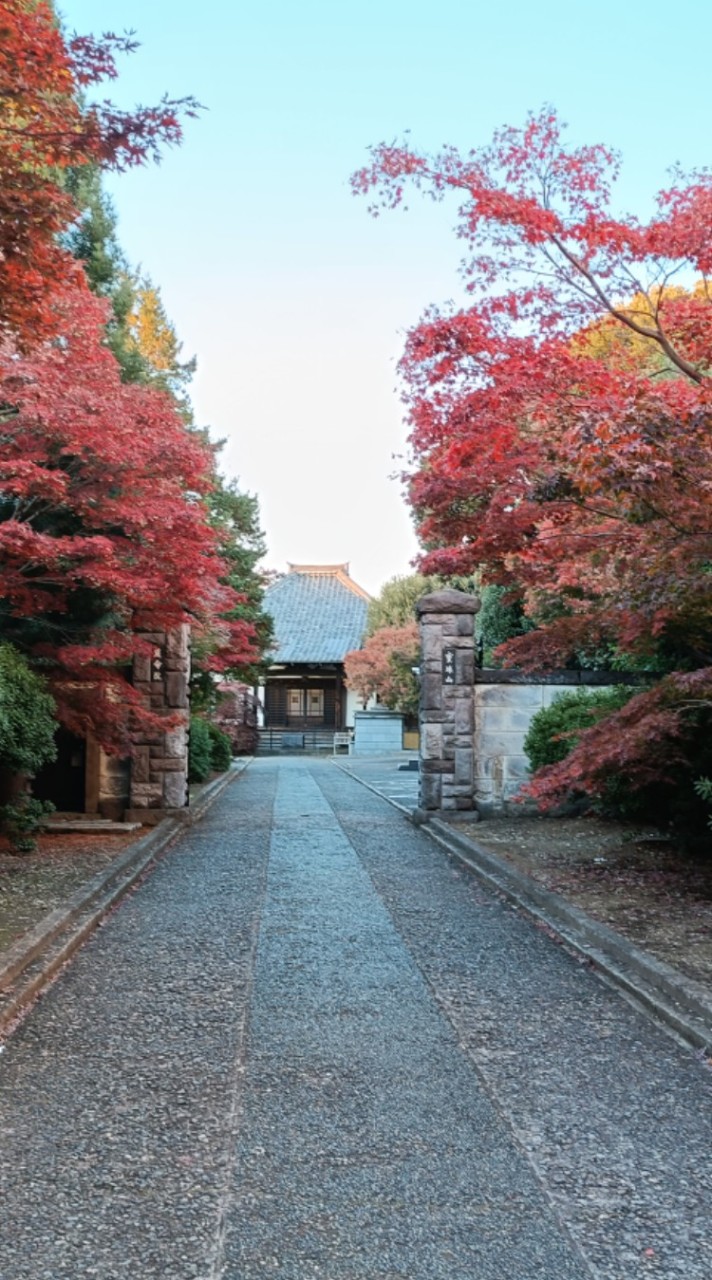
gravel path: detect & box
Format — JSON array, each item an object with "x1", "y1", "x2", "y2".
[{"x1": 0, "y1": 758, "x2": 710, "y2": 1278}]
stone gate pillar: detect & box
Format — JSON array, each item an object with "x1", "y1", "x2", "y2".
[
  {"x1": 126, "y1": 624, "x2": 190, "y2": 823},
  {"x1": 416, "y1": 589, "x2": 480, "y2": 813}
]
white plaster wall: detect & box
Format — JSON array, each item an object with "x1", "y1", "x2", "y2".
[
  {"x1": 345, "y1": 688, "x2": 377, "y2": 727},
  {"x1": 474, "y1": 683, "x2": 602, "y2": 812},
  {"x1": 352, "y1": 710, "x2": 403, "y2": 755}
]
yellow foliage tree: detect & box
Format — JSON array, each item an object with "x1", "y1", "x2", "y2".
[
  {"x1": 573, "y1": 282, "x2": 711, "y2": 378},
  {"x1": 127, "y1": 279, "x2": 196, "y2": 406}
]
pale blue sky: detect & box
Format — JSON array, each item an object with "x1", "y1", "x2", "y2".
[{"x1": 59, "y1": 0, "x2": 712, "y2": 594}]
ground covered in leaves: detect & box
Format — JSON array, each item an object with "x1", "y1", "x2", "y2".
[
  {"x1": 0, "y1": 831, "x2": 141, "y2": 952},
  {"x1": 458, "y1": 815, "x2": 712, "y2": 990}
]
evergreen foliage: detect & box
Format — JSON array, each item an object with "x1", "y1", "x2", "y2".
[
  {"x1": 0, "y1": 643, "x2": 58, "y2": 775},
  {"x1": 188, "y1": 717, "x2": 212, "y2": 783},
  {"x1": 208, "y1": 722, "x2": 232, "y2": 772},
  {"x1": 365, "y1": 574, "x2": 437, "y2": 636},
  {"x1": 524, "y1": 687, "x2": 634, "y2": 773},
  {"x1": 0, "y1": 643, "x2": 57, "y2": 852},
  {"x1": 476, "y1": 585, "x2": 533, "y2": 666}
]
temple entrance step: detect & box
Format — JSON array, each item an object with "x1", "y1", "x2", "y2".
[{"x1": 257, "y1": 728, "x2": 342, "y2": 754}]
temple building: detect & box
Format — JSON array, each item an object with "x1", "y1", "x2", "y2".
[{"x1": 260, "y1": 564, "x2": 370, "y2": 733}]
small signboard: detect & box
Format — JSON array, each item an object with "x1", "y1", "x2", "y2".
[{"x1": 442, "y1": 647, "x2": 456, "y2": 684}]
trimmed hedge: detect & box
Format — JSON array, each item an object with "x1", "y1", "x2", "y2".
[
  {"x1": 524, "y1": 686, "x2": 634, "y2": 772},
  {"x1": 208, "y1": 722, "x2": 232, "y2": 772},
  {"x1": 189, "y1": 717, "x2": 233, "y2": 782},
  {"x1": 188, "y1": 716, "x2": 212, "y2": 783}
]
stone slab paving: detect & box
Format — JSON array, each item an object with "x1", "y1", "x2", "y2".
[{"x1": 0, "y1": 757, "x2": 710, "y2": 1279}]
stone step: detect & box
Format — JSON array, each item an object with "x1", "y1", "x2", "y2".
[{"x1": 43, "y1": 819, "x2": 143, "y2": 833}]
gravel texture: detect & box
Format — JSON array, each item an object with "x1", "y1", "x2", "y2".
[
  {"x1": 0, "y1": 757, "x2": 710, "y2": 1279},
  {"x1": 337, "y1": 755, "x2": 712, "y2": 993},
  {"x1": 0, "y1": 765, "x2": 277, "y2": 1280},
  {"x1": 319, "y1": 763, "x2": 712, "y2": 1279}
]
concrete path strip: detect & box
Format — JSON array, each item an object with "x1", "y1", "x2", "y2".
[{"x1": 334, "y1": 757, "x2": 712, "y2": 1054}]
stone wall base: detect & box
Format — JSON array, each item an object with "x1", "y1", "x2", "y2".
[{"x1": 123, "y1": 807, "x2": 191, "y2": 827}]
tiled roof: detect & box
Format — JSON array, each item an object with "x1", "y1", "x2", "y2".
[{"x1": 265, "y1": 564, "x2": 369, "y2": 664}]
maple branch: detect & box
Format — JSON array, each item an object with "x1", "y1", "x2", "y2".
[{"x1": 549, "y1": 233, "x2": 704, "y2": 383}]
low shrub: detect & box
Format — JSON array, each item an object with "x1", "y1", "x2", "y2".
[
  {"x1": 188, "y1": 716, "x2": 212, "y2": 783},
  {"x1": 208, "y1": 722, "x2": 232, "y2": 773},
  {"x1": 0, "y1": 644, "x2": 58, "y2": 851},
  {"x1": 522, "y1": 670, "x2": 712, "y2": 843},
  {"x1": 0, "y1": 643, "x2": 58, "y2": 775},
  {"x1": 524, "y1": 686, "x2": 635, "y2": 772},
  {"x1": 0, "y1": 797, "x2": 55, "y2": 854}
]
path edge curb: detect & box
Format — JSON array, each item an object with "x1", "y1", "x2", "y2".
[
  {"x1": 0, "y1": 759, "x2": 252, "y2": 1036},
  {"x1": 426, "y1": 818, "x2": 712, "y2": 1055},
  {"x1": 333, "y1": 759, "x2": 712, "y2": 1054}
]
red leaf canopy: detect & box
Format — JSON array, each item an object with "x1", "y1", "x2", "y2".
[{"x1": 0, "y1": 277, "x2": 257, "y2": 750}]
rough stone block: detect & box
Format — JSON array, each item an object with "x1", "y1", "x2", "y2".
[
  {"x1": 133, "y1": 655, "x2": 151, "y2": 683},
  {"x1": 478, "y1": 707, "x2": 535, "y2": 733},
  {"x1": 420, "y1": 773, "x2": 441, "y2": 809},
  {"x1": 165, "y1": 724, "x2": 188, "y2": 758},
  {"x1": 476, "y1": 684, "x2": 545, "y2": 709},
  {"x1": 456, "y1": 650, "x2": 474, "y2": 685},
  {"x1": 421, "y1": 758, "x2": 450, "y2": 775},
  {"x1": 164, "y1": 772, "x2": 187, "y2": 808},
  {"x1": 421, "y1": 628, "x2": 443, "y2": 660},
  {"x1": 455, "y1": 698, "x2": 473, "y2": 735},
  {"x1": 165, "y1": 626, "x2": 190, "y2": 659},
  {"x1": 420, "y1": 674, "x2": 442, "y2": 712},
  {"x1": 475, "y1": 755, "x2": 505, "y2": 781},
  {"x1": 164, "y1": 658, "x2": 189, "y2": 678},
  {"x1": 422, "y1": 724, "x2": 444, "y2": 761},
  {"x1": 505, "y1": 755, "x2": 531, "y2": 781},
  {"x1": 132, "y1": 748, "x2": 151, "y2": 783},
  {"x1": 166, "y1": 671, "x2": 188, "y2": 708},
  {"x1": 475, "y1": 729, "x2": 527, "y2": 758},
  {"x1": 454, "y1": 747, "x2": 473, "y2": 786},
  {"x1": 130, "y1": 782, "x2": 162, "y2": 798}
]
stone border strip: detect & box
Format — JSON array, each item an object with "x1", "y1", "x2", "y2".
[
  {"x1": 333, "y1": 759, "x2": 712, "y2": 1055},
  {"x1": 0, "y1": 760, "x2": 252, "y2": 1037}
]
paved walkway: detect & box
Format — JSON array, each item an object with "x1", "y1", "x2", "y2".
[{"x1": 0, "y1": 758, "x2": 710, "y2": 1279}]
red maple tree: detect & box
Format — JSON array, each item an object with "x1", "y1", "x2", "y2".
[
  {"x1": 0, "y1": 276, "x2": 258, "y2": 751},
  {"x1": 0, "y1": 0, "x2": 199, "y2": 343},
  {"x1": 354, "y1": 109, "x2": 712, "y2": 814},
  {"x1": 345, "y1": 623, "x2": 420, "y2": 714}
]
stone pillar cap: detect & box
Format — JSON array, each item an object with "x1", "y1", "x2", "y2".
[{"x1": 416, "y1": 589, "x2": 481, "y2": 617}]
